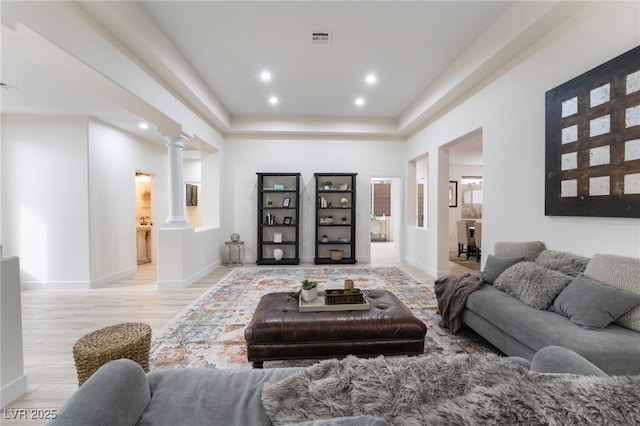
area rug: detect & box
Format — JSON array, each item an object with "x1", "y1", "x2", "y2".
[
  {"x1": 449, "y1": 246, "x2": 480, "y2": 271},
  {"x1": 149, "y1": 266, "x2": 496, "y2": 370}
]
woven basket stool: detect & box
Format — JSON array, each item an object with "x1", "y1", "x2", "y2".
[{"x1": 73, "y1": 322, "x2": 152, "y2": 386}]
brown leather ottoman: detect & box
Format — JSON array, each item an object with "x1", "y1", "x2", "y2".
[{"x1": 244, "y1": 289, "x2": 427, "y2": 367}]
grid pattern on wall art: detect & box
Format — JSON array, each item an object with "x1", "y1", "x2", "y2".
[{"x1": 545, "y1": 45, "x2": 640, "y2": 218}]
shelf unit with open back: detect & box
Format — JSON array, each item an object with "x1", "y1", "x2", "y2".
[
  {"x1": 314, "y1": 173, "x2": 357, "y2": 264},
  {"x1": 256, "y1": 173, "x2": 301, "y2": 265}
]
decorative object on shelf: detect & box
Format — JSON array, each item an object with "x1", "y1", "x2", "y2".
[
  {"x1": 330, "y1": 249, "x2": 343, "y2": 261},
  {"x1": 273, "y1": 248, "x2": 284, "y2": 261},
  {"x1": 273, "y1": 184, "x2": 284, "y2": 190},
  {"x1": 319, "y1": 197, "x2": 328, "y2": 208},
  {"x1": 283, "y1": 217, "x2": 292, "y2": 225},
  {"x1": 339, "y1": 183, "x2": 348, "y2": 190},
  {"x1": 338, "y1": 237, "x2": 349, "y2": 243},
  {"x1": 320, "y1": 215, "x2": 333, "y2": 224},
  {"x1": 340, "y1": 197, "x2": 348, "y2": 207},
  {"x1": 321, "y1": 235, "x2": 329, "y2": 243},
  {"x1": 264, "y1": 213, "x2": 276, "y2": 225},
  {"x1": 325, "y1": 288, "x2": 364, "y2": 305},
  {"x1": 273, "y1": 232, "x2": 282, "y2": 243},
  {"x1": 230, "y1": 233, "x2": 240, "y2": 242},
  {"x1": 341, "y1": 216, "x2": 347, "y2": 224},
  {"x1": 267, "y1": 201, "x2": 273, "y2": 206},
  {"x1": 301, "y1": 279, "x2": 318, "y2": 302},
  {"x1": 322, "y1": 181, "x2": 333, "y2": 190},
  {"x1": 283, "y1": 197, "x2": 291, "y2": 207}
]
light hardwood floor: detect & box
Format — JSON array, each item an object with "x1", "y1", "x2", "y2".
[{"x1": 2, "y1": 243, "x2": 472, "y2": 425}]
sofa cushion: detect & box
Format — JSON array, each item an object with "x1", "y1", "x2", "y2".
[
  {"x1": 138, "y1": 367, "x2": 299, "y2": 426},
  {"x1": 535, "y1": 250, "x2": 590, "y2": 277},
  {"x1": 494, "y1": 262, "x2": 572, "y2": 310},
  {"x1": 482, "y1": 255, "x2": 524, "y2": 284},
  {"x1": 494, "y1": 241, "x2": 545, "y2": 261},
  {"x1": 551, "y1": 274, "x2": 640, "y2": 329},
  {"x1": 464, "y1": 285, "x2": 640, "y2": 375},
  {"x1": 584, "y1": 254, "x2": 640, "y2": 332},
  {"x1": 530, "y1": 346, "x2": 607, "y2": 377}
]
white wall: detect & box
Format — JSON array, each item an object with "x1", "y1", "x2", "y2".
[
  {"x1": 88, "y1": 120, "x2": 169, "y2": 286},
  {"x1": 2, "y1": 115, "x2": 91, "y2": 287},
  {"x1": 406, "y1": 1, "x2": 640, "y2": 275},
  {"x1": 224, "y1": 138, "x2": 405, "y2": 263}
]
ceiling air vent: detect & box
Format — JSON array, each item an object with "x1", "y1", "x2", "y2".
[{"x1": 311, "y1": 32, "x2": 331, "y2": 44}]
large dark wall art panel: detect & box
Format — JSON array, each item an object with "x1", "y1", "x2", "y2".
[{"x1": 545, "y1": 45, "x2": 640, "y2": 218}]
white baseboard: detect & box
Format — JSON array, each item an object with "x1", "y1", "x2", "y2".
[
  {"x1": 156, "y1": 261, "x2": 220, "y2": 289},
  {"x1": 1, "y1": 374, "x2": 28, "y2": 409},
  {"x1": 20, "y1": 267, "x2": 138, "y2": 290}
]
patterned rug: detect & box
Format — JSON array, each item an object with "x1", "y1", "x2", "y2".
[
  {"x1": 150, "y1": 266, "x2": 497, "y2": 370},
  {"x1": 449, "y1": 246, "x2": 480, "y2": 271}
]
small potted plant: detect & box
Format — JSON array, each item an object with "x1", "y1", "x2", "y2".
[
  {"x1": 267, "y1": 200, "x2": 273, "y2": 207},
  {"x1": 322, "y1": 181, "x2": 333, "y2": 190},
  {"x1": 321, "y1": 234, "x2": 329, "y2": 243},
  {"x1": 341, "y1": 216, "x2": 347, "y2": 224},
  {"x1": 301, "y1": 279, "x2": 318, "y2": 302}
]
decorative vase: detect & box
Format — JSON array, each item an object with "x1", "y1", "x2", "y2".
[
  {"x1": 273, "y1": 248, "x2": 284, "y2": 261},
  {"x1": 301, "y1": 287, "x2": 318, "y2": 302}
]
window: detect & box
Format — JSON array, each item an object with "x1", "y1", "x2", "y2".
[{"x1": 461, "y1": 176, "x2": 482, "y2": 219}]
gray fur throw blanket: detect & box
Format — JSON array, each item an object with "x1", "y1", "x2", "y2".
[{"x1": 261, "y1": 354, "x2": 640, "y2": 425}]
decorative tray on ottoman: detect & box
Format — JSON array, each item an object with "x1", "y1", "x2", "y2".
[{"x1": 299, "y1": 290, "x2": 370, "y2": 312}]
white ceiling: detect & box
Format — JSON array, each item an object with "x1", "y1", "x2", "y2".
[
  {"x1": 0, "y1": 1, "x2": 517, "y2": 163},
  {"x1": 139, "y1": 1, "x2": 511, "y2": 119}
]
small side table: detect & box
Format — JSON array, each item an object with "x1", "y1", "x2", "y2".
[{"x1": 224, "y1": 241, "x2": 245, "y2": 265}]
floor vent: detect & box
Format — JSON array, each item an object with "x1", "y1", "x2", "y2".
[{"x1": 311, "y1": 32, "x2": 331, "y2": 44}]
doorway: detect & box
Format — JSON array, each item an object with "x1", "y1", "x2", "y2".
[
  {"x1": 135, "y1": 172, "x2": 153, "y2": 266},
  {"x1": 447, "y1": 130, "x2": 483, "y2": 270},
  {"x1": 370, "y1": 177, "x2": 402, "y2": 265}
]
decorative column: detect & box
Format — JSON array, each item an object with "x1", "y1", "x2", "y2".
[{"x1": 162, "y1": 131, "x2": 191, "y2": 227}]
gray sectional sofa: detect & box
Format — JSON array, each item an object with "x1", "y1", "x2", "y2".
[
  {"x1": 49, "y1": 346, "x2": 615, "y2": 426},
  {"x1": 461, "y1": 241, "x2": 640, "y2": 375}
]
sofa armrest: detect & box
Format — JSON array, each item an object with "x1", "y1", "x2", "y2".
[
  {"x1": 49, "y1": 359, "x2": 150, "y2": 426},
  {"x1": 530, "y1": 346, "x2": 607, "y2": 376},
  {"x1": 503, "y1": 356, "x2": 532, "y2": 369}
]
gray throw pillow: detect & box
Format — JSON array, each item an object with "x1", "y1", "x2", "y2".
[
  {"x1": 535, "y1": 250, "x2": 590, "y2": 277},
  {"x1": 482, "y1": 255, "x2": 524, "y2": 284},
  {"x1": 551, "y1": 274, "x2": 640, "y2": 329},
  {"x1": 494, "y1": 262, "x2": 572, "y2": 310}
]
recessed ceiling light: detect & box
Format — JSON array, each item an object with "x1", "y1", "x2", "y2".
[
  {"x1": 138, "y1": 123, "x2": 149, "y2": 129},
  {"x1": 355, "y1": 97, "x2": 365, "y2": 106},
  {"x1": 260, "y1": 71, "x2": 272, "y2": 82},
  {"x1": 365, "y1": 74, "x2": 377, "y2": 85},
  {"x1": 269, "y1": 96, "x2": 279, "y2": 105}
]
